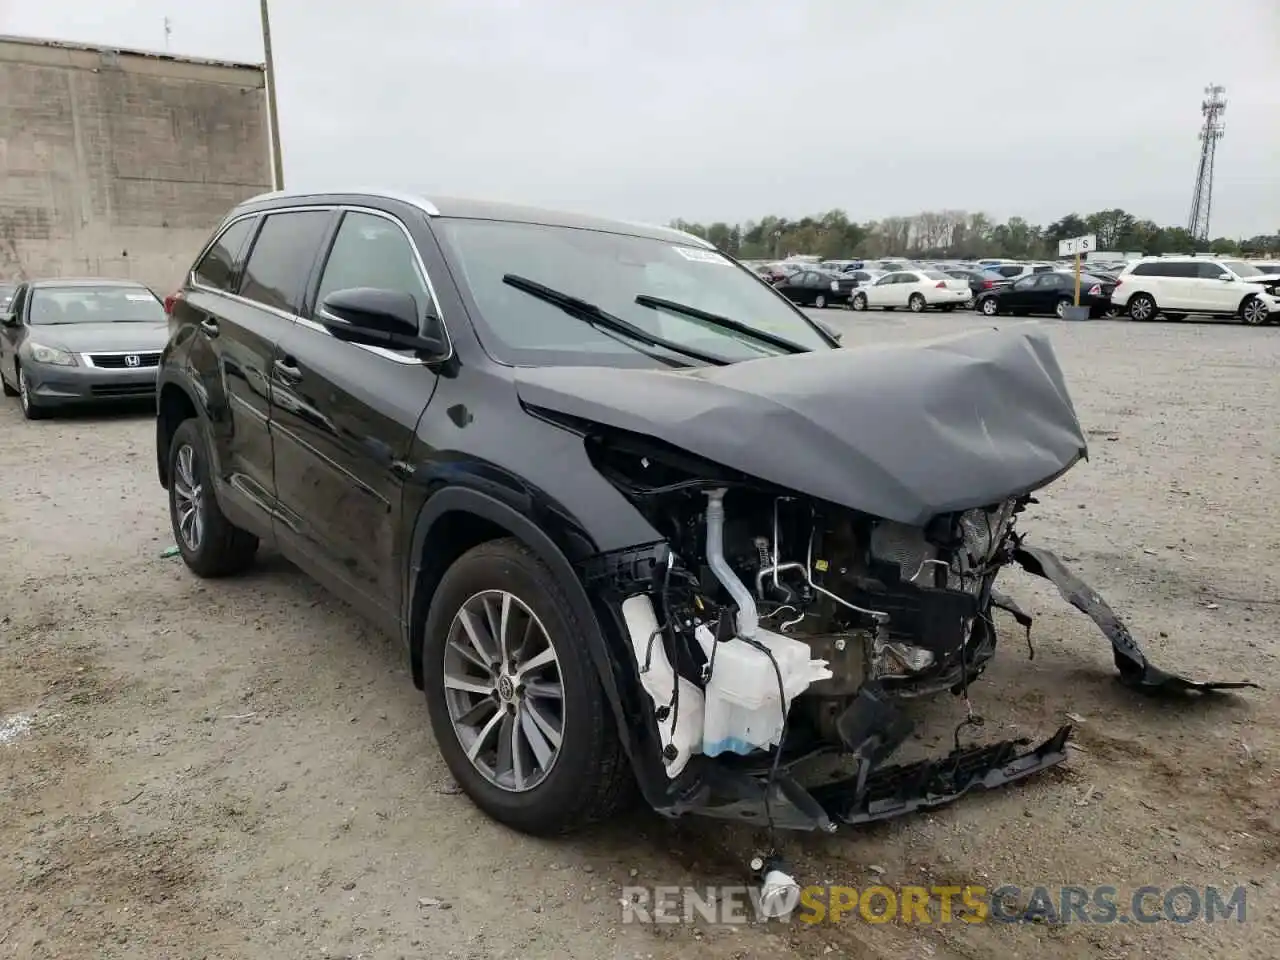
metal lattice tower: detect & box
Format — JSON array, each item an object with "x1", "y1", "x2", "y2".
[{"x1": 1187, "y1": 84, "x2": 1226, "y2": 242}]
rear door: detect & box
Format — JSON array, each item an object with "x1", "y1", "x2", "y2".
[
  {"x1": 175, "y1": 213, "x2": 286, "y2": 533},
  {"x1": 269, "y1": 206, "x2": 444, "y2": 631},
  {"x1": 1029, "y1": 272, "x2": 1066, "y2": 312}
]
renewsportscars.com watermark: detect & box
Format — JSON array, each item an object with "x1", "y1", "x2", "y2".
[{"x1": 620, "y1": 884, "x2": 1249, "y2": 925}]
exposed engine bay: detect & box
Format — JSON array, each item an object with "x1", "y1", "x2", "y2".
[{"x1": 579, "y1": 425, "x2": 1258, "y2": 832}]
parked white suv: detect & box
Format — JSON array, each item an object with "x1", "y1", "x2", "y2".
[{"x1": 1111, "y1": 257, "x2": 1280, "y2": 325}]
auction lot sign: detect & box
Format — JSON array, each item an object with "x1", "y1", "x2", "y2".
[{"x1": 620, "y1": 883, "x2": 1248, "y2": 926}]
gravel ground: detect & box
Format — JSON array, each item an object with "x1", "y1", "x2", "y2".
[{"x1": 1, "y1": 311, "x2": 1277, "y2": 960}]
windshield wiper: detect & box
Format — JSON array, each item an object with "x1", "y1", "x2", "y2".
[
  {"x1": 634, "y1": 295, "x2": 809, "y2": 355},
  {"x1": 502, "y1": 274, "x2": 730, "y2": 366}
]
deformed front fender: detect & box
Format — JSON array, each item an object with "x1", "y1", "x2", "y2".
[{"x1": 404, "y1": 485, "x2": 672, "y2": 796}]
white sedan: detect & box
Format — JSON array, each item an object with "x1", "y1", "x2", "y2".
[{"x1": 849, "y1": 270, "x2": 973, "y2": 313}]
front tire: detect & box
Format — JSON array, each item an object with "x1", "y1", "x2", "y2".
[
  {"x1": 814, "y1": 294, "x2": 827, "y2": 309},
  {"x1": 851, "y1": 293, "x2": 868, "y2": 311},
  {"x1": 167, "y1": 418, "x2": 258, "y2": 577},
  {"x1": 1128, "y1": 293, "x2": 1156, "y2": 321},
  {"x1": 2, "y1": 365, "x2": 17, "y2": 397},
  {"x1": 1240, "y1": 296, "x2": 1269, "y2": 326},
  {"x1": 17, "y1": 367, "x2": 46, "y2": 420},
  {"x1": 422, "y1": 538, "x2": 632, "y2": 836},
  {"x1": 908, "y1": 294, "x2": 926, "y2": 313}
]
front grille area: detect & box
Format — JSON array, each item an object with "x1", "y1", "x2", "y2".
[
  {"x1": 90, "y1": 383, "x2": 155, "y2": 397},
  {"x1": 87, "y1": 352, "x2": 160, "y2": 369}
]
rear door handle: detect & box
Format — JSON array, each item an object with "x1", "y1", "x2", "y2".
[
  {"x1": 273, "y1": 358, "x2": 303, "y2": 383},
  {"x1": 199, "y1": 318, "x2": 219, "y2": 337}
]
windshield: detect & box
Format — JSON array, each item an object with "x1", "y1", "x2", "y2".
[
  {"x1": 435, "y1": 219, "x2": 832, "y2": 366},
  {"x1": 1223, "y1": 261, "x2": 1263, "y2": 278},
  {"x1": 29, "y1": 285, "x2": 164, "y2": 325}
]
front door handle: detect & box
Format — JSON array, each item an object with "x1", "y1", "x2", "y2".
[
  {"x1": 199, "y1": 318, "x2": 219, "y2": 338},
  {"x1": 273, "y1": 358, "x2": 303, "y2": 383}
]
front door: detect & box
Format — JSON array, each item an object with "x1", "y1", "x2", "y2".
[
  {"x1": 1004, "y1": 274, "x2": 1039, "y2": 311},
  {"x1": 269, "y1": 208, "x2": 442, "y2": 630}
]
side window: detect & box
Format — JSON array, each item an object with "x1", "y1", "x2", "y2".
[
  {"x1": 239, "y1": 210, "x2": 331, "y2": 314},
  {"x1": 1032, "y1": 264, "x2": 1054, "y2": 273},
  {"x1": 1131, "y1": 262, "x2": 1160, "y2": 277},
  {"x1": 192, "y1": 217, "x2": 257, "y2": 292},
  {"x1": 1034, "y1": 274, "x2": 1061, "y2": 288},
  {"x1": 1195, "y1": 262, "x2": 1225, "y2": 279},
  {"x1": 997, "y1": 265, "x2": 1022, "y2": 277},
  {"x1": 1012, "y1": 275, "x2": 1038, "y2": 290},
  {"x1": 314, "y1": 211, "x2": 431, "y2": 321}
]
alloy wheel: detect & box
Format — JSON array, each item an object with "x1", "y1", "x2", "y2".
[
  {"x1": 814, "y1": 294, "x2": 827, "y2": 309},
  {"x1": 852, "y1": 294, "x2": 867, "y2": 311},
  {"x1": 1056, "y1": 299, "x2": 1068, "y2": 318},
  {"x1": 1130, "y1": 297, "x2": 1153, "y2": 321},
  {"x1": 1242, "y1": 298, "x2": 1269, "y2": 326},
  {"x1": 173, "y1": 443, "x2": 205, "y2": 552},
  {"x1": 981, "y1": 298, "x2": 998, "y2": 316},
  {"x1": 443, "y1": 589, "x2": 564, "y2": 793},
  {"x1": 909, "y1": 295, "x2": 925, "y2": 313},
  {"x1": 18, "y1": 369, "x2": 29, "y2": 414}
]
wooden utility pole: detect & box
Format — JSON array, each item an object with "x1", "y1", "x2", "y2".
[{"x1": 260, "y1": 0, "x2": 285, "y2": 190}]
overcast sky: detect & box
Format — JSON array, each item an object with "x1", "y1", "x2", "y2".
[{"x1": 3, "y1": 0, "x2": 1278, "y2": 237}]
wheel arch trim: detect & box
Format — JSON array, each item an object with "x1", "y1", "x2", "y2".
[{"x1": 404, "y1": 485, "x2": 640, "y2": 761}]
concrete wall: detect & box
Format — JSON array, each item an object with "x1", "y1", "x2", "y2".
[{"x1": 0, "y1": 36, "x2": 272, "y2": 293}]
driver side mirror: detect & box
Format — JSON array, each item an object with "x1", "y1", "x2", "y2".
[
  {"x1": 318, "y1": 287, "x2": 448, "y2": 358},
  {"x1": 1217, "y1": 273, "x2": 1234, "y2": 281},
  {"x1": 1, "y1": 310, "x2": 18, "y2": 327}
]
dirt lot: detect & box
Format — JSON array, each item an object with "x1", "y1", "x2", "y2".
[{"x1": 1, "y1": 312, "x2": 1277, "y2": 960}]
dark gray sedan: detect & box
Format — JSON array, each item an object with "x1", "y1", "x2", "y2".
[{"x1": 0, "y1": 278, "x2": 169, "y2": 420}]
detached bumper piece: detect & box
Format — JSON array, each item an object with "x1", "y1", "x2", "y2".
[
  {"x1": 810, "y1": 724, "x2": 1073, "y2": 826},
  {"x1": 1012, "y1": 543, "x2": 1260, "y2": 694}
]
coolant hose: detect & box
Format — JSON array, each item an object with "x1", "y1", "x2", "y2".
[{"x1": 704, "y1": 488, "x2": 759, "y2": 639}]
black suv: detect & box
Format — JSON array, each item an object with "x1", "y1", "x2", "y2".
[{"x1": 157, "y1": 190, "x2": 1237, "y2": 839}]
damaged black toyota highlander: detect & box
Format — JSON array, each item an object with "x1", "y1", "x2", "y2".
[{"x1": 156, "y1": 191, "x2": 1256, "y2": 839}]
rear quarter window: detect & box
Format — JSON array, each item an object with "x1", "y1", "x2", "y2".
[{"x1": 193, "y1": 217, "x2": 258, "y2": 292}]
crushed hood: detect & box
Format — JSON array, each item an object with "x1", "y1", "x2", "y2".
[{"x1": 513, "y1": 325, "x2": 1088, "y2": 526}]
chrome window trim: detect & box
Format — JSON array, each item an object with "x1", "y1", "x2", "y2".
[{"x1": 187, "y1": 202, "x2": 453, "y2": 367}]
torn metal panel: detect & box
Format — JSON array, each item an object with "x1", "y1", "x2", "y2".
[
  {"x1": 514, "y1": 325, "x2": 1089, "y2": 526},
  {"x1": 1012, "y1": 543, "x2": 1260, "y2": 693}
]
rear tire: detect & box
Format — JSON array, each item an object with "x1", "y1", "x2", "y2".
[
  {"x1": 908, "y1": 294, "x2": 926, "y2": 313},
  {"x1": 814, "y1": 294, "x2": 827, "y2": 309},
  {"x1": 167, "y1": 418, "x2": 259, "y2": 577},
  {"x1": 979, "y1": 297, "x2": 999, "y2": 317},
  {"x1": 1128, "y1": 293, "x2": 1156, "y2": 321},
  {"x1": 422, "y1": 538, "x2": 633, "y2": 836},
  {"x1": 1055, "y1": 298, "x2": 1071, "y2": 318}
]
